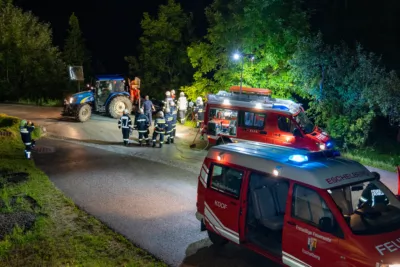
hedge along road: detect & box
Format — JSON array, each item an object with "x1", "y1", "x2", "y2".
[{"x1": 0, "y1": 104, "x2": 399, "y2": 266}]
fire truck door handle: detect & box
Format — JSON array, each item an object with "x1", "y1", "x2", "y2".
[
  {"x1": 260, "y1": 131, "x2": 267, "y2": 135},
  {"x1": 274, "y1": 133, "x2": 280, "y2": 136},
  {"x1": 230, "y1": 201, "x2": 237, "y2": 205},
  {"x1": 287, "y1": 221, "x2": 296, "y2": 226}
]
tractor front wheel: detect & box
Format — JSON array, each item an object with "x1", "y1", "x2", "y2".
[
  {"x1": 109, "y1": 96, "x2": 132, "y2": 118},
  {"x1": 75, "y1": 104, "x2": 92, "y2": 122}
]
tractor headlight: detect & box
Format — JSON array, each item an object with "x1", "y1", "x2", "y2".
[{"x1": 69, "y1": 97, "x2": 73, "y2": 104}]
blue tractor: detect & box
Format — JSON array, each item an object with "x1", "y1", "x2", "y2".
[{"x1": 62, "y1": 75, "x2": 133, "y2": 122}]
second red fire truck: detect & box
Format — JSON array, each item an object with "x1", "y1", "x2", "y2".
[{"x1": 202, "y1": 86, "x2": 332, "y2": 151}]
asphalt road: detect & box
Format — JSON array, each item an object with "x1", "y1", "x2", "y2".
[{"x1": 34, "y1": 138, "x2": 274, "y2": 267}]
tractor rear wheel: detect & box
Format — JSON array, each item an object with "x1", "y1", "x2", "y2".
[
  {"x1": 76, "y1": 104, "x2": 92, "y2": 122},
  {"x1": 109, "y1": 96, "x2": 132, "y2": 118}
]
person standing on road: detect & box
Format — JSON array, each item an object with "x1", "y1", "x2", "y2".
[
  {"x1": 142, "y1": 95, "x2": 155, "y2": 126},
  {"x1": 164, "y1": 108, "x2": 173, "y2": 144},
  {"x1": 194, "y1": 97, "x2": 204, "y2": 128},
  {"x1": 118, "y1": 109, "x2": 133, "y2": 146},
  {"x1": 177, "y1": 92, "x2": 188, "y2": 124},
  {"x1": 135, "y1": 108, "x2": 150, "y2": 146},
  {"x1": 19, "y1": 120, "x2": 36, "y2": 159},
  {"x1": 152, "y1": 111, "x2": 166, "y2": 148}
]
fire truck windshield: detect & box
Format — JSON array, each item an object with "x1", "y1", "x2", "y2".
[
  {"x1": 328, "y1": 180, "x2": 400, "y2": 235},
  {"x1": 294, "y1": 111, "x2": 314, "y2": 134}
]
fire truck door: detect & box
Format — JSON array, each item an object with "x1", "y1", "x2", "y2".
[
  {"x1": 274, "y1": 115, "x2": 297, "y2": 146},
  {"x1": 238, "y1": 111, "x2": 270, "y2": 143},
  {"x1": 283, "y1": 184, "x2": 341, "y2": 266},
  {"x1": 204, "y1": 163, "x2": 245, "y2": 244}
]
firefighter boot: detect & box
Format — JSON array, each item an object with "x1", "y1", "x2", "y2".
[
  {"x1": 146, "y1": 140, "x2": 150, "y2": 146},
  {"x1": 171, "y1": 137, "x2": 174, "y2": 144},
  {"x1": 159, "y1": 143, "x2": 163, "y2": 148},
  {"x1": 152, "y1": 141, "x2": 156, "y2": 148},
  {"x1": 166, "y1": 137, "x2": 170, "y2": 145}
]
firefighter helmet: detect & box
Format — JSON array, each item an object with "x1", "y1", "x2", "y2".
[
  {"x1": 20, "y1": 120, "x2": 27, "y2": 127},
  {"x1": 166, "y1": 91, "x2": 171, "y2": 96},
  {"x1": 158, "y1": 111, "x2": 164, "y2": 118},
  {"x1": 180, "y1": 92, "x2": 185, "y2": 97},
  {"x1": 123, "y1": 109, "x2": 129, "y2": 115},
  {"x1": 139, "y1": 108, "x2": 144, "y2": 114},
  {"x1": 171, "y1": 89, "x2": 175, "y2": 94}
]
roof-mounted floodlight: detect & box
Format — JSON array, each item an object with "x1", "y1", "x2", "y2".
[
  {"x1": 288, "y1": 154, "x2": 308, "y2": 163},
  {"x1": 223, "y1": 99, "x2": 231, "y2": 105},
  {"x1": 255, "y1": 103, "x2": 262, "y2": 109}
]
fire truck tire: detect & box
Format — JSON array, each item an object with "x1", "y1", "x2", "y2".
[
  {"x1": 109, "y1": 96, "x2": 132, "y2": 118},
  {"x1": 216, "y1": 137, "x2": 232, "y2": 145},
  {"x1": 207, "y1": 230, "x2": 228, "y2": 246},
  {"x1": 75, "y1": 104, "x2": 92, "y2": 122}
]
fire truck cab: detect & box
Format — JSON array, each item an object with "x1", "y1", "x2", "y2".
[
  {"x1": 196, "y1": 142, "x2": 400, "y2": 267},
  {"x1": 204, "y1": 86, "x2": 332, "y2": 151}
]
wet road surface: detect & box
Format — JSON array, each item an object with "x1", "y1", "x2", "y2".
[{"x1": 34, "y1": 138, "x2": 276, "y2": 267}]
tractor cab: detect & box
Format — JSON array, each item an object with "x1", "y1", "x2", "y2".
[{"x1": 95, "y1": 76, "x2": 126, "y2": 112}]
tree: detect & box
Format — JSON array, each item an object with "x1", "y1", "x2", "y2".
[
  {"x1": 63, "y1": 12, "x2": 90, "y2": 70},
  {"x1": 125, "y1": 0, "x2": 194, "y2": 98},
  {"x1": 0, "y1": 2, "x2": 66, "y2": 102},
  {"x1": 289, "y1": 33, "x2": 400, "y2": 147},
  {"x1": 181, "y1": 0, "x2": 309, "y2": 100}
]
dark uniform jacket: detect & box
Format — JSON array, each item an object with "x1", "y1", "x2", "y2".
[
  {"x1": 20, "y1": 124, "x2": 35, "y2": 145},
  {"x1": 118, "y1": 115, "x2": 132, "y2": 129},
  {"x1": 154, "y1": 117, "x2": 166, "y2": 134},
  {"x1": 135, "y1": 114, "x2": 150, "y2": 133}
]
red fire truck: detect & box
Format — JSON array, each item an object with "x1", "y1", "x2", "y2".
[
  {"x1": 196, "y1": 142, "x2": 400, "y2": 266},
  {"x1": 203, "y1": 86, "x2": 332, "y2": 151}
]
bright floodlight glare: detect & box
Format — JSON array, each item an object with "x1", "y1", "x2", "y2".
[
  {"x1": 233, "y1": 53, "x2": 240, "y2": 60},
  {"x1": 289, "y1": 154, "x2": 308, "y2": 163},
  {"x1": 273, "y1": 169, "x2": 279, "y2": 176}
]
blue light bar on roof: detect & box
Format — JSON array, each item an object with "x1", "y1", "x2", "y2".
[
  {"x1": 272, "y1": 104, "x2": 289, "y2": 111},
  {"x1": 288, "y1": 154, "x2": 308, "y2": 163}
]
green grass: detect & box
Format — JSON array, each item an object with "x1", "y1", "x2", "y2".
[
  {"x1": 183, "y1": 120, "x2": 197, "y2": 128},
  {"x1": 341, "y1": 146, "x2": 400, "y2": 172},
  {"x1": 16, "y1": 98, "x2": 62, "y2": 107},
  {"x1": 0, "y1": 113, "x2": 167, "y2": 267}
]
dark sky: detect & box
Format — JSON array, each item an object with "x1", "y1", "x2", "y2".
[
  {"x1": 14, "y1": 0, "x2": 213, "y2": 74},
  {"x1": 13, "y1": 0, "x2": 400, "y2": 74}
]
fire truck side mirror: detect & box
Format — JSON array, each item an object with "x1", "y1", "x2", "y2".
[
  {"x1": 293, "y1": 128, "x2": 303, "y2": 138},
  {"x1": 318, "y1": 217, "x2": 334, "y2": 233},
  {"x1": 371, "y1": 171, "x2": 380, "y2": 181}
]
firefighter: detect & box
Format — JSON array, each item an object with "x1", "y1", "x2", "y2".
[
  {"x1": 152, "y1": 111, "x2": 166, "y2": 148},
  {"x1": 164, "y1": 108, "x2": 174, "y2": 144},
  {"x1": 194, "y1": 96, "x2": 204, "y2": 128},
  {"x1": 20, "y1": 120, "x2": 36, "y2": 159},
  {"x1": 164, "y1": 91, "x2": 174, "y2": 110},
  {"x1": 171, "y1": 89, "x2": 176, "y2": 100},
  {"x1": 142, "y1": 95, "x2": 155, "y2": 126},
  {"x1": 135, "y1": 108, "x2": 150, "y2": 146},
  {"x1": 358, "y1": 183, "x2": 389, "y2": 208},
  {"x1": 118, "y1": 109, "x2": 133, "y2": 146},
  {"x1": 177, "y1": 92, "x2": 188, "y2": 124}
]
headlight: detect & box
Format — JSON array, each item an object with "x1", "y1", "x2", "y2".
[
  {"x1": 319, "y1": 143, "x2": 326, "y2": 150},
  {"x1": 377, "y1": 264, "x2": 400, "y2": 267},
  {"x1": 69, "y1": 97, "x2": 73, "y2": 104}
]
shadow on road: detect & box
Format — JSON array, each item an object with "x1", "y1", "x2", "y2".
[{"x1": 180, "y1": 239, "x2": 277, "y2": 267}]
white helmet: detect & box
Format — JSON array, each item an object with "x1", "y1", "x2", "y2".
[
  {"x1": 166, "y1": 91, "x2": 171, "y2": 96},
  {"x1": 196, "y1": 96, "x2": 202, "y2": 101},
  {"x1": 180, "y1": 92, "x2": 185, "y2": 97},
  {"x1": 123, "y1": 109, "x2": 129, "y2": 114},
  {"x1": 171, "y1": 89, "x2": 175, "y2": 94},
  {"x1": 139, "y1": 108, "x2": 144, "y2": 114},
  {"x1": 196, "y1": 97, "x2": 203, "y2": 105},
  {"x1": 165, "y1": 107, "x2": 170, "y2": 113},
  {"x1": 158, "y1": 111, "x2": 164, "y2": 117}
]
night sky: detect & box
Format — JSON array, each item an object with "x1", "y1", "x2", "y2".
[{"x1": 13, "y1": 0, "x2": 400, "y2": 74}]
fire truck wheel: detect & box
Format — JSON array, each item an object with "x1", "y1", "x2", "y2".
[
  {"x1": 75, "y1": 104, "x2": 92, "y2": 122},
  {"x1": 109, "y1": 96, "x2": 132, "y2": 119},
  {"x1": 207, "y1": 230, "x2": 228, "y2": 246}
]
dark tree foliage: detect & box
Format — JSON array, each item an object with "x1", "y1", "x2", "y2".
[
  {"x1": 125, "y1": 0, "x2": 194, "y2": 98},
  {"x1": 0, "y1": 2, "x2": 66, "y2": 102}
]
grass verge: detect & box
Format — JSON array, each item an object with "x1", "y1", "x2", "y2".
[
  {"x1": 0, "y1": 113, "x2": 167, "y2": 267},
  {"x1": 341, "y1": 147, "x2": 400, "y2": 172}
]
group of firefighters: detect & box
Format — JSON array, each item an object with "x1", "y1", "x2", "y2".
[{"x1": 118, "y1": 89, "x2": 205, "y2": 147}]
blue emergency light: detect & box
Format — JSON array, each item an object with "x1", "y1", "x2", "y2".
[
  {"x1": 288, "y1": 154, "x2": 309, "y2": 163},
  {"x1": 272, "y1": 104, "x2": 290, "y2": 111}
]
